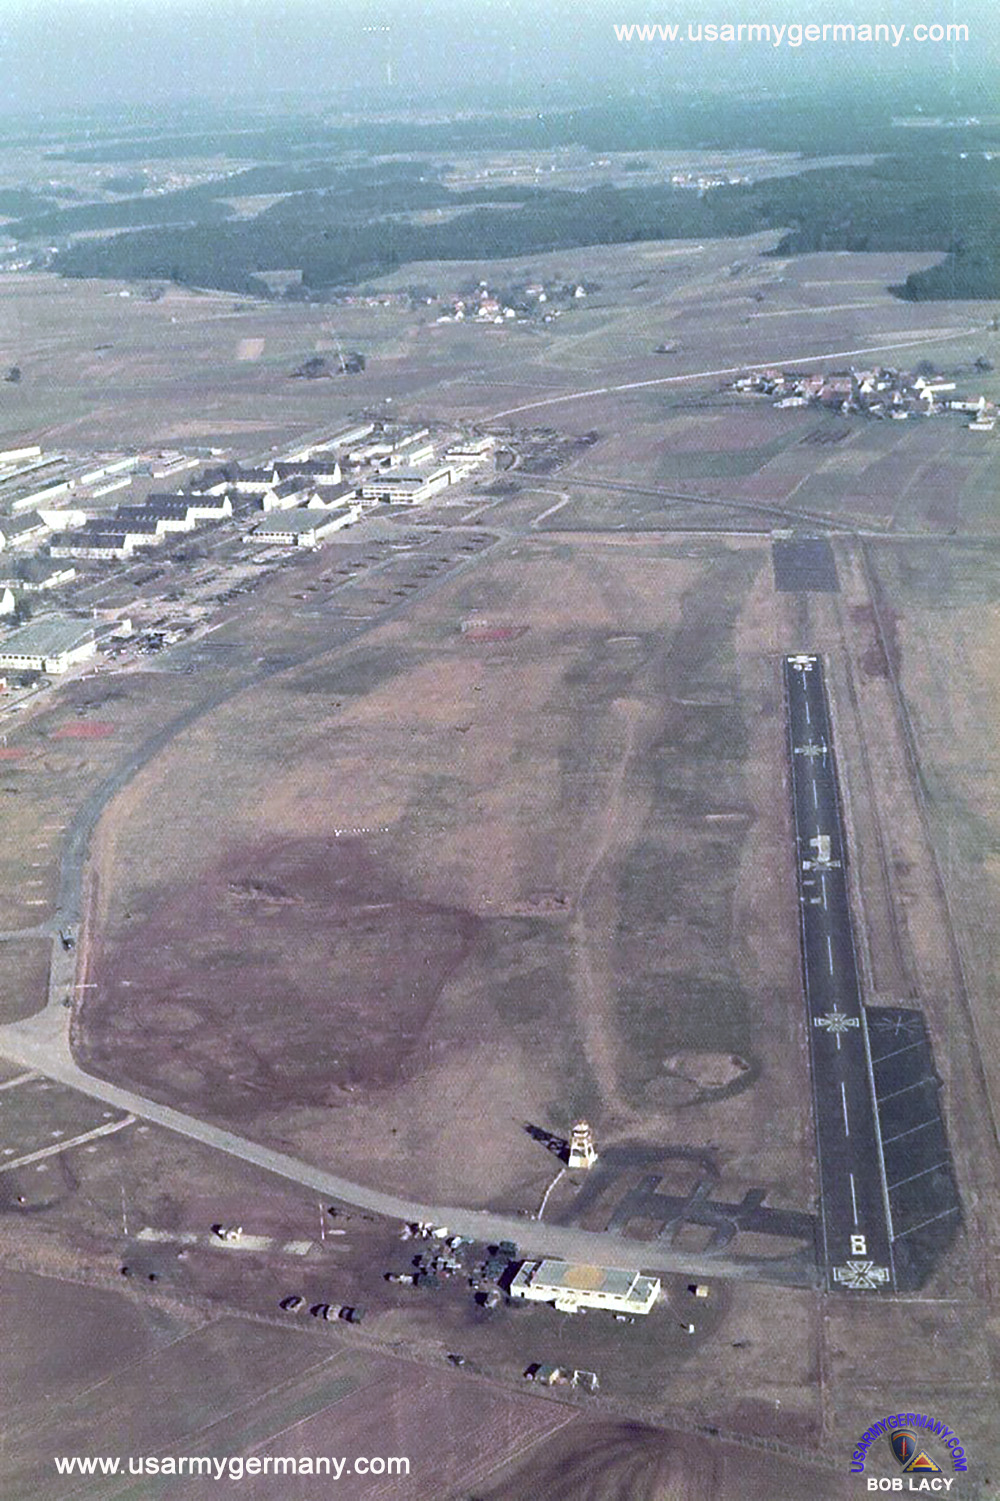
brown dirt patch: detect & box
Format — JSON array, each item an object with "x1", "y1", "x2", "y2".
[
  {"x1": 50, "y1": 721, "x2": 116, "y2": 739},
  {"x1": 83, "y1": 834, "x2": 482, "y2": 1120}
]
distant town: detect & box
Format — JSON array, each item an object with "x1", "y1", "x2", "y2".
[{"x1": 728, "y1": 363, "x2": 998, "y2": 428}]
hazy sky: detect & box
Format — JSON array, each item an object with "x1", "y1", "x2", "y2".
[{"x1": 0, "y1": 0, "x2": 995, "y2": 113}]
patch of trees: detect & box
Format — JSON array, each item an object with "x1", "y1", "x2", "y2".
[
  {"x1": 0, "y1": 187, "x2": 56, "y2": 215},
  {"x1": 291, "y1": 352, "x2": 365, "y2": 377},
  {"x1": 895, "y1": 241, "x2": 1000, "y2": 301}
]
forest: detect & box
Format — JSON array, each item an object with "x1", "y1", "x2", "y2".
[{"x1": 12, "y1": 103, "x2": 996, "y2": 301}]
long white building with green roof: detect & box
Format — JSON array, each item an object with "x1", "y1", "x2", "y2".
[{"x1": 0, "y1": 615, "x2": 96, "y2": 673}]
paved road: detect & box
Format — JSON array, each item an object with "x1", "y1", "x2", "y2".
[
  {"x1": 486, "y1": 327, "x2": 982, "y2": 420},
  {"x1": 0, "y1": 1006, "x2": 812, "y2": 1286},
  {"x1": 784, "y1": 654, "x2": 896, "y2": 1293}
]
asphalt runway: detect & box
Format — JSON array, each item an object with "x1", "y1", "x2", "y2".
[{"x1": 784, "y1": 654, "x2": 896, "y2": 1293}]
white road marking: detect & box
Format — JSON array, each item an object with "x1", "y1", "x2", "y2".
[
  {"x1": 0, "y1": 1071, "x2": 38, "y2": 1092},
  {"x1": 841, "y1": 1081, "x2": 850, "y2": 1137},
  {"x1": 849, "y1": 1172, "x2": 859, "y2": 1225},
  {"x1": 893, "y1": 1204, "x2": 960, "y2": 1240},
  {"x1": 0, "y1": 1114, "x2": 135, "y2": 1172},
  {"x1": 827, "y1": 934, "x2": 834, "y2": 974},
  {"x1": 882, "y1": 1117, "x2": 937, "y2": 1146},
  {"x1": 887, "y1": 1160, "x2": 949, "y2": 1193}
]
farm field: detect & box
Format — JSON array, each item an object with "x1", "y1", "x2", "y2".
[
  {"x1": 0, "y1": 1263, "x2": 576, "y2": 1501},
  {"x1": 1, "y1": 235, "x2": 994, "y2": 460}
]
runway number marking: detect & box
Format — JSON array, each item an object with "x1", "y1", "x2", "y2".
[{"x1": 851, "y1": 1233, "x2": 866, "y2": 1256}]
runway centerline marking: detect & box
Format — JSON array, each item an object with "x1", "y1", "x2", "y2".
[
  {"x1": 849, "y1": 1172, "x2": 859, "y2": 1225},
  {"x1": 841, "y1": 1081, "x2": 851, "y2": 1137},
  {"x1": 827, "y1": 934, "x2": 834, "y2": 975},
  {"x1": 812, "y1": 781, "x2": 818, "y2": 809}
]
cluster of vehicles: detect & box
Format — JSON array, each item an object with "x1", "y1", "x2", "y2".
[{"x1": 279, "y1": 1295, "x2": 365, "y2": 1324}]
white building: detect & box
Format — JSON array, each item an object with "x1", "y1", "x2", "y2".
[
  {"x1": 248, "y1": 505, "x2": 360, "y2": 546},
  {"x1": 0, "y1": 616, "x2": 97, "y2": 673},
  {"x1": 360, "y1": 467, "x2": 452, "y2": 504},
  {"x1": 0, "y1": 559, "x2": 76, "y2": 591},
  {"x1": 509, "y1": 1260, "x2": 661, "y2": 1316},
  {"x1": 0, "y1": 513, "x2": 50, "y2": 549},
  {"x1": 305, "y1": 482, "x2": 360, "y2": 510},
  {"x1": 446, "y1": 436, "x2": 495, "y2": 460}
]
